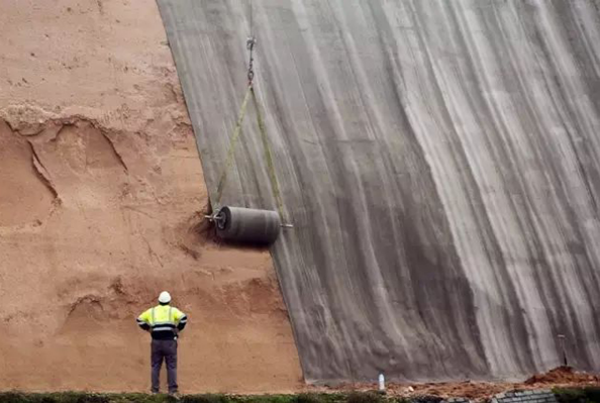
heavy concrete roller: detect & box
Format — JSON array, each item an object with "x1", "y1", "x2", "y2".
[{"x1": 212, "y1": 206, "x2": 281, "y2": 245}]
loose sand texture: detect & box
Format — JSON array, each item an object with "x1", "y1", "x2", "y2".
[{"x1": 0, "y1": 0, "x2": 302, "y2": 393}]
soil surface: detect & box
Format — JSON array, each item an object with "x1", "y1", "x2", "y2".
[
  {"x1": 312, "y1": 367, "x2": 600, "y2": 401},
  {"x1": 0, "y1": 0, "x2": 302, "y2": 394}
]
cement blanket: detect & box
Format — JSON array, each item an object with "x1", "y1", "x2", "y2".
[{"x1": 157, "y1": 0, "x2": 600, "y2": 383}]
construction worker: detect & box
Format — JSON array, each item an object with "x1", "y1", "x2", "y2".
[{"x1": 136, "y1": 291, "x2": 188, "y2": 395}]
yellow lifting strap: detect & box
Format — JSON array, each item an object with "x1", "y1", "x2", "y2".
[
  {"x1": 213, "y1": 83, "x2": 286, "y2": 223},
  {"x1": 214, "y1": 84, "x2": 252, "y2": 207},
  {"x1": 251, "y1": 86, "x2": 285, "y2": 222}
]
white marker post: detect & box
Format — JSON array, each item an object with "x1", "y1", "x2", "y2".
[{"x1": 378, "y1": 373, "x2": 386, "y2": 394}]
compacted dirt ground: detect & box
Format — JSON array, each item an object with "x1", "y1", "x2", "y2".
[
  {"x1": 313, "y1": 367, "x2": 600, "y2": 401},
  {"x1": 0, "y1": 0, "x2": 302, "y2": 394}
]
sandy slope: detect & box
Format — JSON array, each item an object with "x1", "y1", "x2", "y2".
[{"x1": 0, "y1": 0, "x2": 301, "y2": 393}]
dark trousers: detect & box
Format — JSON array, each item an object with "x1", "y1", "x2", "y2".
[{"x1": 151, "y1": 339, "x2": 178, "y2": 393}]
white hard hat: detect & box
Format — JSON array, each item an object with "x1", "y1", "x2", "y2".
[{"x1": 158, "y1": 291, "x2": 171, "y2": 304}]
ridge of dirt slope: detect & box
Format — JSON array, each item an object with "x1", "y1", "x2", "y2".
[{"x1": 0, "y1": 0, "x2": 302, "y2": 393}]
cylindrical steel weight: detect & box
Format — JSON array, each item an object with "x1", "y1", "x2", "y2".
[{"x1": 215, "y1": 206, "x2": 281, "y2": 245}]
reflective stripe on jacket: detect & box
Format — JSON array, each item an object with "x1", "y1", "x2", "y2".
[{"x1": 137, "y1": 305, "x2": 187, "y2": 340}]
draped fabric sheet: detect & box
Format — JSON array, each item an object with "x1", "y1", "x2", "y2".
[{"x1": 157, "y1": 0, "x2": 600, "y2": 383}]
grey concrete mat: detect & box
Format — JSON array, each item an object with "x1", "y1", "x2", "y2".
[{"x1": 157, "y1": 0, "x2": 600, "y2": 383}]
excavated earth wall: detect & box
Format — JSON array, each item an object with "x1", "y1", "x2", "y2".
[{"x1": 0, "y1": 0, "x2": 301, "y2": 393}]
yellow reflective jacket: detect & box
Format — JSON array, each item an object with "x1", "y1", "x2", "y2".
[{"x1": 137, "y1": 305, "x2": 187, "y2": 340}]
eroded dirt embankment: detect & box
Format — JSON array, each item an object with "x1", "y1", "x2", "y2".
[
  {"x1": 0, "y1": 114, "x2": 301, "y2": 393},
  {"x1": 0, "y1": 0, "x2": 301, "y2": 394}
]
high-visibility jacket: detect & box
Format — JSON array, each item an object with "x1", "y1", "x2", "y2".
[{"x1": 137, "y1": 305, "x2": 188, "y2": 340}]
